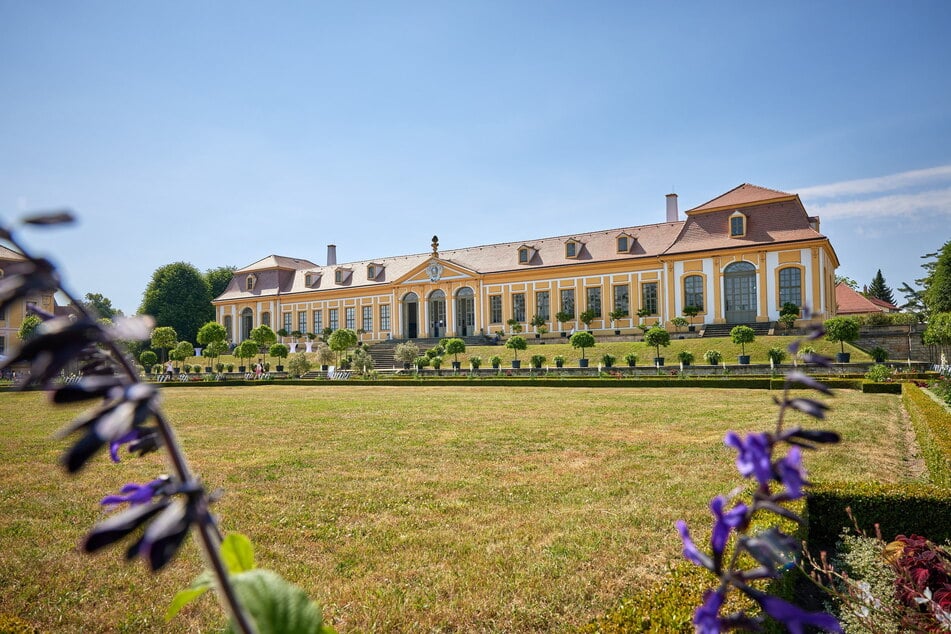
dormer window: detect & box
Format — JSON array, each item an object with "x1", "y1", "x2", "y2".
[
  {"x1": 367, "y1": 263, "x2": 383, "y2": 280},
  {"x1": 304, "y1": 272, "x2": 321, "y2": 287},
  {"x1": 616, "y1": 233, "x2": 634, "y2": 253},
  {"x1": 565, "y1": 239, "x2": 581, "y2": 259},
  {"x1": 516, "y1": 244, "x2": 537, "y2": 265},
  {"x1": 245, "y1": 274, "x2": 256, "y2": 291},
  {"x1": 334, "y1": 267, "x2": 352, "y2": 284},
  {"x1": 808, "y1": 216, "x2": 820, "y2": 232},
  {"x1": 729, "y1": 212, "x2": 747, "y2": 237}
]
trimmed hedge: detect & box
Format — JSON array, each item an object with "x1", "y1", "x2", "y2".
[
  {"x1": 861, "y1": 381, "x2": 902, "y2": 394},
  {"x1": 902, "y1": 383, "x2": 951, "y2": 488},
  {"x1": 805, "y1": 481, "x2": 951, "y2": 550}
]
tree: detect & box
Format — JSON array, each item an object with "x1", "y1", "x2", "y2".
[
  {"x1": 729, "y1": 325, "x2": 756, "y2": 356},
  {"x1": 205, "y1": 266, "x2": 236, "y2": 301},
  {"x1": 867, "y1": 270, "x2": 896, "y2": 305},
  {"x1": 169, "y1": 341, "x2": 194, "y2": 368},
  {"x1": 351, "y1": 347, "x2": 374, "y2": 375},
  {"x1": 578, "y1": 309, "x2": 596, "y2": 330},
  {"x1": 924, "y1": 240, "x2": 951, "y2": 315},
  {"x1": 444, "y1": 338, "x2": 466, "y2": 364},
  {"x1": 824, "y1": 316, "x2": 860, "y2": 355},
  {"x1": 286, "y1": 352, "x2": 312, "y2": 378},
  {"x1": 196, "y1": 321, "x2": 227, "y2": 347},
  {"x1": 327, "y1": 328, "x2": 358, "y2": 365},
  {"x1": 644, "y1": 326, "x2": 670, "y2": 360},
  {"x1": 81, "y1": 292, "x2": 121, "y2": 321},
  {"x1": 202, "y1": 340, "x2": 229, "y2": 369},
  {"x1": 250, "y1": 324, "x2": 277, "y2": 363},
  {"x1": 139, "y1": 350, "x2": 158, "y2": 373},
  {"x1": 569, "y1": 330, "x2": 596, "y2": 359},
  {"x1": 150, "y1": 326, "x2": 177, "y2": 364},
  {"x1": 394, "y1": 342, "x2": 420, "y2": 367},
  {"x1": 269, "y1": 343, "x2": 290, "y2": 369},
  {"x1": 505, "y1": 335, "x2": 528, "y2": 361},
  {"x1": 17, "y1": 314, "x2": 41, "y2": 342},
  {"x1": 138, "y1": 262, "x2": 213, "y2": 346},
  {"x1": 835, "y1": 275, "x2": 859, "y2": 290},
  {"x1": 233, "y1": 340, "x2": 258, "y2": 370}
]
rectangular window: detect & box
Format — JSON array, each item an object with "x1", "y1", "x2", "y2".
[
  {"x1": 512, "y1": 293, "x2": 525, "y2": 322},
  {"x1": 779, "y1": 268, "x2": 802, "y2": 307},
  {"x1": 283, "y1": 313, "x2": 292, "y2": 334},
  {"x1": 565, "y1": 242, "x2": 577, "y2": 258},
  {"x1": 617, "y1": 236, "x2": 628, "y2": 252},
  {"x1": 535, "y1": 291, "x2": 550, "y2": 321},
  {"x1": 586, "y1": 287, "x2": 602, "y2": 318},
  {"x1": 345, "y1": 307, "x2": 356, "y2": 329},
  {"x1": 684, "y1": 275, "x2": 704, "y2": 311},
  {"x1": 362, "y1": 306, "x2": 373, "y2": 332},
  {"x1": 298, "y1": 311, "x2": 307, "y2": 334},
  {"x1": 642, "y1": 282, "x2": 658, "y2": 315},
  {"x1": 560, "y1": 289, "x2": 575, "y2": 317},
  {"x1": 613, "y1": 285, "x2": 629, "y2": 315},
  {"x1": 730, "y1": 216, "x2": 744, "y2": 236},
  {"x1": 379, "y1": 304, "x2": 390, "y2": 331},
  {"x1": 518, "y1": 248, "x2": 528, "y2": 263},
  {"x1": 329, "y1": 308, "x2": 339, "y2": 330},
  {"x1": 261, "y1": 312, "x2": 270, "y2": 327},
  {"x1": 313, "y1": 310, "x2": 323, "y2": 334},
  {"x1": 0, "y1": 335, "x2": 4, "y2": 356},
  {"x1": 490, "y1": 295, "x2": 503, "y2": 323}
]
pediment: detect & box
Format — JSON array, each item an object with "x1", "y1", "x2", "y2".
[{"x1": 396, "y1": 258, "x2": 479, "y2": 285}]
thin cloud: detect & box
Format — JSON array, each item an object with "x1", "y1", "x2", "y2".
[
  {"x1": 805, "y1": 186, "x2": 951, "y2": 220},
  {"x1": 796, "y1": 164, "x2": 951, "y2": 199}
]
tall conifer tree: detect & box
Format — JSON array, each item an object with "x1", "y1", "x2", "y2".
[{"x1": 867, "y1": 269, "x2": 896, "y2": 305}]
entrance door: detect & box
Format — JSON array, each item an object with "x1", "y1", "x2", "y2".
[
  {"x1": 724, "y1": 262, "x2": 757, "y2": 323},
  {"x1": 403, "y1": 293, "x2": 419, "y2": 339},
  {"x1": 429, "y1": 290, "x2": 446, "y2": 338},
  {"x1": 455, "y1": 288, "x2": 475, "y2": 336},
  {"x1": 241, "y1": 308, "x2": 253, "y2": 341}
]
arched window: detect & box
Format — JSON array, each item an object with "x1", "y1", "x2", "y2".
[
  {"x1": 729, "y1": 212, "x2": 747, "y2": 237},
  {"x1": 223, "y1": 316, "x2": 233, "y2": 341},
  {"x1": 683, "y1": 275, "x2": 704, "y2": 311},
  {"x1": 245, "y1": 274, "x2": 256, "y2": 291},
  {"x1": 778, "y1": 267, "x2": 802, "y2": 308}
]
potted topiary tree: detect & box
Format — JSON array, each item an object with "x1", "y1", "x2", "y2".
[
  {"x1": 490, "y1": 355, "x2": 502, "y2": 370},
  {"x1": 170, "y1": 341, "x2": 194, "y2": 373},
  {"x1": 555, "y1": 311, "x2": 573, "y2": 338},
  {"x1": 609, "y1": 308, "x2": 627, "y2": 335},
  {"x1": 139, "y1": 350, "x2": 157, "y2": 377},
  {"x1": 444, "y1": 338, "x2": 466, "y2": 370},
  {"x1": 730, "y1": 325, "x2": 756, "y2": 365},
  {"x1": 766, "y1": 346, "x2": 787, "y2": 366},
  {"x1": 250, "y1": 324, "x2": 277, "y2": 367},
  {"x1": 579, "y1": 309, "x2": 596, "y2": 333},
  {"x1": 414, "y1": 356, "x2": 429, "y2": 371},
  {"x1": 530, "y1": 314, "x2": 546, "y2": 339},
  {"x1": 469, "y1": 355, "x2": 482, "y2": 370},
  {"x1": 316, "y1": 343, "x2": 335, "y2": 371},
  {"x1": 624, "y1": 352, "x2": 638, "y2": 367},
  {"x1": 287, "y1": 352, "x2": 312, "y2": 378},
  {"x1": 202, "y1": 340, "x2": 228, "y2": 373},
  {"x1": 506, "y1": 335, "x2": 527, "y2": 368},
  {"x1": 870, "y1": 346, "x2": 889, "y2": 363},
  {"x1": 394, "y1": 341, "x2": 420, "y2": 370},
  {"x1": 233, "y1": 340, "x2": 258, "y2": 373},
  {"x1": 328, "y1": 328, "x2": 358, "y2": 367},
  {"x1": 506, "y1": 317, "x2": 523, "y2": 335},
  {"x1": 530, "y1": 354, "x2": 546, "y2": 369},
  {"x1": 553, "y1": 355, "x2": 565, "y2": 368},
  {"x1": 824, "y1": 316, "x2": 860, "y2": 363},
  {"x1": 269, "y1": 343, "x2": 290, "y2": 372},
  {"x1": 644, "y1": 326, "x2": 670, "y2": 366},
  {"x1": 600, "y1": 353, "x2": 616, "y2": 368},
  {"x1": 671, "y1": 317, "x2": 689, "y2": 334},
  {"x1": 683, "y1": 305, "x2": 701, "y2": 332},
  {"x1": 778, "y1": 303, "x2": 800, "y2": 330},
  {"x1": 677, "y1": 350, "x2": 694, "y2": 367},
  {"x1": 704, "y1": 349, "x2": 723, "y2": 366},
  {"x1": 570, "y1": 330, "x2": 596, "y2": 367}
]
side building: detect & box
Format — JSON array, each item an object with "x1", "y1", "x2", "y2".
[
  {"x1": 212, "y1": 184, "x2": 840, "y2": 344},
  {"x1": 0, "y1": 245, "x2": 59, "y2": 359}
]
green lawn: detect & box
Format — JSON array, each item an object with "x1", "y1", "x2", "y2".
[{"x1": 0, "y1": 385, "x2": 919, "y2": 632}]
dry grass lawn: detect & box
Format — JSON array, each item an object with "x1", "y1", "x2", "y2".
[{"x1": 0, "y1": 385, "x2": 920, "y2": 632}]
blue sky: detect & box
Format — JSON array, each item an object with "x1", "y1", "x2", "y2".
[{"x1": 2, "y1": 1, "x2": 949, "y2": 314}]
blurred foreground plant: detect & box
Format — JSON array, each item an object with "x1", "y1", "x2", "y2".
[{"x1": 0, "y1": 212, "x2": 333, "y2": 633}]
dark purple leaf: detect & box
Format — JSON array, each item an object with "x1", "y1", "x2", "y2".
[
  {"x1": 787, "y1": 429, "x2": 840, "y2": 445},
  {"x1": 787, "y1": 340, "x2": 800, "y2": 354},
  {"x1": 786, "y1": 398, "x2": 830, "y2": 419},
  {"x1": 802, "y1": 352, "x2": 832, "y2": 368},
  {"x1": 52, "y1": 376, "x2": 126, "y2": 403},
  {"x1": 741, "y1": 528, "x2": 800, "y2": 574},
  {"x1": 784, "y1": 371, "x2": 832, "y2": 395},
  {"x1": 138, "y1": 498, "x2": 196, "y2": 571},
  {"x1": 21, "y1": 210, "x2": 75, "y2": 226},
  {"x1": 83, "y1": 500, "x2": 169, "y2": 553}
]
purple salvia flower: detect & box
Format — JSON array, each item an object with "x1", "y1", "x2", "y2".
[
  {"x1": 676, "y1": 520, "x2": 713, "y2": 570},
  {"x1": 754, "y1": 593, "x2": 842, "y2": 634},
  {"x1": 724, "y1": 432, "x2": 773, "y2": 486},
  {"x1": 710, "y1": 495, "x2": 748, "y2": 556},
  {"x1": 693, "y1": 589, "x2": 726, "y2": 633},
  {"x1": 109, "y1": 429, "x2": 140, "y2": 462},
  {"x1": 775, "y1": 447, "x2": 807, "y2": 500},
  {"x1": 100, "y1": 477, "x2": 169, "y2": 507}
]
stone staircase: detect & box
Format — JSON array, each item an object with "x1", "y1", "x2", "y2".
[
  {"x1": 366, "y1": 336, "x2": 494, "y2": 369},
  {"x1": 700, "y1": 322, "x2": 773, "y2": 338}
]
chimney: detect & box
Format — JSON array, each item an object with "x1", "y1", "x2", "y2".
[
  {"x1": 666, "y1": 193, "x2": 679, "y2": 222},
  {"x1": 327, "y1": 244, "x2": 337, "y2": 266}
]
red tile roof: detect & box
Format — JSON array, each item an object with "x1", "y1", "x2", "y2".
[
  {"x1": 835, "y1": 283, "x2": 898, "y2": 314},
  {"x1": 687, "y1": 183, "x2": 794, "y2": 213}
]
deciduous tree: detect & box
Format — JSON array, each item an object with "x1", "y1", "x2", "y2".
[
  {"x1": 205, "y1": 266, "x2": 236, "y2": 301},
  {"x1": 81, "y1": 292, "x2": 121, "y2": 321},
  {"x1": 150, "y1": 326, "x2": 177, "y2": 364},
  {"x1": 138, "y1": 262, "x2": 212, "y2": 346}
]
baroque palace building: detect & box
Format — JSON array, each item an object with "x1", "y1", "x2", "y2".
[
  {"x1": 212, "y1": 184, "x2": 840, "y2": 344},
  {"x1": 0, "y1": 245, "x2": 58, "y2": 359}
]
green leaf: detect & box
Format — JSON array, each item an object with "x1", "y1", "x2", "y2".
[
  {"x1": 165, "y1": 570, "x2": 214, "y2": 621},
  {"x1": 221, "y1": 533, "x2": 256, "y2": 573},
  {"x1": 227, "y1": 569, "x2": 330, "y2": 634}
]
